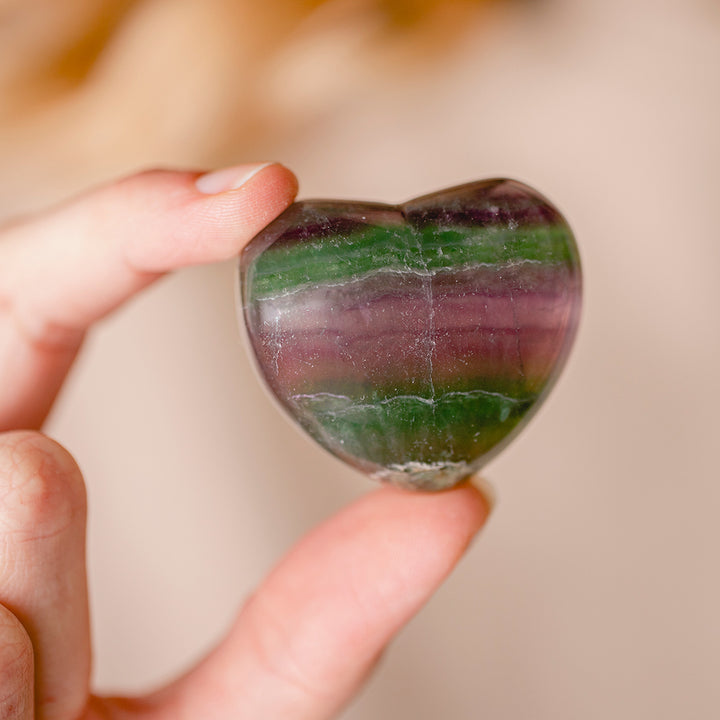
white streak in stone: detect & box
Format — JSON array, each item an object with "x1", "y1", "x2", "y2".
[
  {"x1": 254, "y1": 258, "x2": 544, "y2": 303},
  {"x1": 290, "y1": 388, "x2": 526, "y2": 413},
  {"x1": 291, "y1": 392, "x2": 354, "y2": 402},
  {"x1": 271, "y1": 314, "x2": 282, "y2": 376},
  {"x1": 409, "y1": 229, "x2": 437, "y2": 408}
]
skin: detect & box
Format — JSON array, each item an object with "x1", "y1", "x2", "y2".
[{"x1": 0, "y1": 163, "x2": 490, "y2": 720}]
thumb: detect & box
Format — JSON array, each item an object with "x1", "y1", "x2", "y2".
[{"x1": 139, "y1": 483, "x2": 491, "y2": 720}]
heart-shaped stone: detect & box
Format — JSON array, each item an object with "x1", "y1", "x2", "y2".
[{"x1": 240, "y1": 179, "x2": 581, "y2": 490}]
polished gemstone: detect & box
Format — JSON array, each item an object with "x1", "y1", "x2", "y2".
[{"x1": 240, "y1": 179, "x2": 581, "y2": 490}]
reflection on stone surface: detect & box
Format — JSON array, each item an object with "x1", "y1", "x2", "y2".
[{"x1": 240, "y1": 179, "x2": 581, "y2": 490}]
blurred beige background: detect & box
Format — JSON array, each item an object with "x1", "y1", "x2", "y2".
[{"x1": 2, "y1": 0, "x2": 719, "y2": 717}]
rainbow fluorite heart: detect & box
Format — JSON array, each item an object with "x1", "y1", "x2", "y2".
[{"x1": 240, "y1": 179, "x2": 581, "y2": 490}]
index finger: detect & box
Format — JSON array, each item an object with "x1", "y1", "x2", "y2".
[{"x1": 0, "y1": 163, "x2": 297, "y2": 430}]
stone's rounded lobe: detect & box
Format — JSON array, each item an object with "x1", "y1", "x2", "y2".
[{"x1": 240, "y1": 179, "x2": 582, "y2": 490}]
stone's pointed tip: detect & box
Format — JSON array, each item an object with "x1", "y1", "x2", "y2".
[
  {"x1": 240, "y1": 178, "x2": 581, "y2": 489},
  {"x1": 373, "y1": 460, "x2": 474, "y2": 492}
]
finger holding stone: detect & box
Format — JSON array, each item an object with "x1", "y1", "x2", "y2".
[{"x1": 0, "y1": 431, "x2": 91, "y2": 720}]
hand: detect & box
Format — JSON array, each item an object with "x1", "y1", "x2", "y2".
[{"x1": 0, "y1": 164, "x2": 490, "y2": 720}]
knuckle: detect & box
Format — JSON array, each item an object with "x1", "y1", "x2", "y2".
[
  {"x1": 0, "y1": 605, "x2": 33, "y2": 707},
  {"x1": 241, "y1": 593, "x2": 333, "y2": 706},
  {"x1": 0, "y1": 431, "x2": 85, "y2": 539}
]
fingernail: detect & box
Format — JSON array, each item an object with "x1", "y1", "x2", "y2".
[
  {"x1": 195, "y1": 163, "x2": 273, "y2": 194},
  {"x1": 472, "y1": 475, "x2": 497, "y2": 514}
]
